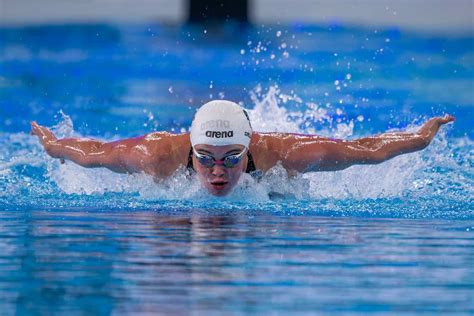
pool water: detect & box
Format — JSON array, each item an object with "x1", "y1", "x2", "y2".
[{"x1": 0, "y1": 22, "x2": 473, "y2": 314}]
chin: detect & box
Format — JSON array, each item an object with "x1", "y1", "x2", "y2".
[
  {"x1": 209, "y1": 188, "x2": 231, "y2": 196},
  {"x1": 207, "y1": 184, "x2": 233, "y2": 196}
]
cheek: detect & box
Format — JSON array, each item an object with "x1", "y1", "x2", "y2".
[
  {"x1": 228, "y1": 168, "x2": 243, "y2": 184},
  {"x1": 196, "y1": 168, "x2": 210, "y2": 183},
  {"x1": 193, "y1": 165, "x2": 208, "y2": 182}
]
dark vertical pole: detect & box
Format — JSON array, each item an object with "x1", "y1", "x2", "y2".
[{"x1": 188, "y1": 0, "x2": 248, "y2": 24}]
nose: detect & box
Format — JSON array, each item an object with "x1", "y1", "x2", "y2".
[{"x1": 211, "y1": 164, "x2": 226, "y2": 177}]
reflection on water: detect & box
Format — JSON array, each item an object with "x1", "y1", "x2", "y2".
[{"x1": 1, "y1": 209, "x2": 472, "y2": 314}]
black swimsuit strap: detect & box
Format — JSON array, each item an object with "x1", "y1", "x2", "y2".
[
  {"x1": 187, "y1": 148, "x2": 257, "y2": 173},
  {"x1": 187, "y1": 148, "x2": 194, "y2": 170},
  {"x1": 245, "y1": 150, "x2": 256, "y2": 173}
]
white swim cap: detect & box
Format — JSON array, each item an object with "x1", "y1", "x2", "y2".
[{"x1": 190, "y1": 100, "x2": 253, "y2": 148}]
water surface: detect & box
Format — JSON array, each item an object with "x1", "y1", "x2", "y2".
[{"x1": 0, "y1": 22, "x2": 473, "y2": 314}]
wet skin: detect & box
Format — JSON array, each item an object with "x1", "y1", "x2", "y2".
[
  {"x1": 31, "y1": 115, "x2": 454, "y2": 196},
  {"x1": 192, "y1": 144, "x2": 248, "y2": 196}
]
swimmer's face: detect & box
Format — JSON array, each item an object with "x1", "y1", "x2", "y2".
[{"x1": 193, "y1": 144, "x2": 247, "y2": 196}]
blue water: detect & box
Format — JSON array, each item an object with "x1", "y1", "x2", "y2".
[{"x1": 0, "y1": 22, "x2": 473, "y2": 314}]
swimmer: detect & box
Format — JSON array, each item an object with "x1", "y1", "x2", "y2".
[{"x1": 31, "y1": 100, "x2": 454, "y2": 196}]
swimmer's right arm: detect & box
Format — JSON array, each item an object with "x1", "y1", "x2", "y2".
[{"x1": 31, "y1": 122, "x2": 157, "y2": 174}]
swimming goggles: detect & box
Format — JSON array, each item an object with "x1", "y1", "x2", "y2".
[{"x1": 193, "y1": 148, "x2": 246, "y2": 168}]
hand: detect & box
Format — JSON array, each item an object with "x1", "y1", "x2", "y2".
[
  {"x1": 434, "y1": 114, "x2": 455, "y2": 125},
  {"x1": 31, "y1": 122, "x2": 65, "y2": 163},
  {"x1": 418, "y1": 114, "x2": 455, "y2": 143},
  {"x1": 31, "y1": 121, "x2": 57, "y2": 145}
]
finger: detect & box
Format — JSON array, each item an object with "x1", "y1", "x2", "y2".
[
  {"x1": 445, "y1": 114, "x2": 455, "y2": 122},
  {"x1": 30, "y1": 122, "x2": 54, "y2": 145},
  {"x1": 31, "y1": 126, "x2": 41, "y2": 137},
  {"x1": 440, "y1": 114, "x2": 455, "y2": 124},
  {"x1": 36, "y1": 125, "x2": 54, "y2": 139},
  {"x1": 30, "y1": 122, "x2": 45, "y2": 137}
]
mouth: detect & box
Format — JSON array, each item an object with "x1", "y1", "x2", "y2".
[{"x1": 210, "y1": 181, "x2": 229, "y2": 190}]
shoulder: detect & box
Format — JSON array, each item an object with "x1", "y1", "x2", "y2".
[
  {"x1": 248, "y1": 132, "x2": 286, "y2": 171},
  {"x1": 139, "y1": 132, "x2": 190, "y2": 147},
  {"x1": 114, "y1": 132, "x2": 187, "y2": 152},
  {"x1": 250, "y1": 132, "x2": 317, "y2": 152},
  {"x1": 128, "y1": 132, "x2": 191, "y2": 177},
  {"x1": 144, "y1": 132, "x2": 190, "y2": 160},
  {"x1": 248, "y1": 132, "x2": 333, "y2": 172}
]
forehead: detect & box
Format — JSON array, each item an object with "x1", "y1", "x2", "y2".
[{"x1": 194, "y1": 144, "x2": 244, "y2": 155}]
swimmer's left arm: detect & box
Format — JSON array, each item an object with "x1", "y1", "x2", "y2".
[{"x1": 280, "y1": 115, "x2": 455, "y2": 172}]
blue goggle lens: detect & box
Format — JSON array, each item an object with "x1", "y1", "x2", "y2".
[{"x1": 194, "y1": 149, "x2": 245, "y2": 168}]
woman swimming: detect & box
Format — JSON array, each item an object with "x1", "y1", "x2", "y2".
[{"x1": 31, "y1": 100, "x2": 454, "y2": 196}]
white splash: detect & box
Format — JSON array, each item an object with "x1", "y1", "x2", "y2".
[
  {"x1": 248, "y1": 85, "x2": 354, "y2": 138},
  {"x1": 1, "y1": 98, "x2": 468, "y2": 208},
  {"x1": 243, "y1": 86, "x2": 465, "y2": 199},
  {"x1": 49, "y1": 161, "x2": 204, "y2": 200},
  {"x1": 51, "y1": 110, "x2": 75, "y2": 138},
  {"x1": 249, "y1": 85, "x2": 302, "y2": 132}
]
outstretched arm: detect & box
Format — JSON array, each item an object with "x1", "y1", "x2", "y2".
[
  {"x1": 31, "y1": 121, "x2": 144, "y2": 173},
  {"x1": 277, "y1": 115, "x2": 454, "y2": 172},
  {"x1": 31, "y1": 122, "x2": 190, "y2": 176}
]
